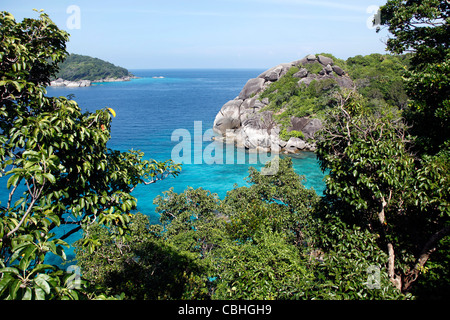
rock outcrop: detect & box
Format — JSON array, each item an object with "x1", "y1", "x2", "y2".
[
  {"x1": 49, "y1": 75, "x2": 136, "y2": 87},
  {"x1": 213, "y1": 54, "x2": 354, "y2": 153},
  {"x1": 50, "y1": 78, "x2": 92, "y2": 87}
]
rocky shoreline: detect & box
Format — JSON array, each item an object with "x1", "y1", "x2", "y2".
[
  {"x1": 212, "y1": 54, "x2": 354, "y2": 154},
  {"x1": 49, "y1": 75, "x2": 137, "y2": 87}
]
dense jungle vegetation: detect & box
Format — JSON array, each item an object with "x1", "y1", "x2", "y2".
[
  {"x1": 0, "y1": 0, "x2": 449, "y2": 301},
  {"x1": 259, "y1": 53, "x2": 410, "y2": 136}
]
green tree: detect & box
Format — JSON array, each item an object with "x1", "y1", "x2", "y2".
[
  {"x1": 345, "y1": 53, "x2": 410, "y2": 110},
  {"x1": 376, "y1": 0, "x2": 450, "y2": 295},
  {"x1": 212, "y1": 229, "x2": 314, "y2": 300},
  {"x1": 379, "y1": 0, "x2": 450, "y2": 154},
  {"x1": 75, "y1": 188, "x2": 224, "y2": 300},
  {"x1": 78, "y1": 158, "x2": 321, "y2": 300},
  {"x1": 223, "y1": 157, "x2": 320, "y2": 246},
  {"x1": 74, "y1": 213, "x2": 208, "y2": 300},
  {"x1": 315, "y1": 89, "x2": 449, "y2": 295},
  {"x1": 210, "y1": 159, "x2": 321, "y2": 299},
  {"x1": 310, "y1": 0, "x2": 449, "y2": 297},
  {"x1": 75, "y1": 156, "x2": 414, "y2": 300},
  {"x1": 0, "y1": 11, "x2": 180, "y2": 300}
]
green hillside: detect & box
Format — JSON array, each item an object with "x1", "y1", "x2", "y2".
[
  {"x1": 55, "y1": 53, "x2": 132, "y2": 81},
  {"x1": 260, "y1": 53, "x2": 410, "y2": 127}
]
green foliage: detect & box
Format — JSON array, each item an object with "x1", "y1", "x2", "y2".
[
  {"x1": 379, "y1": 0, "x2": 450, "y2": 154},
  {"x1": 153, "y1": 187, "x2": 224, "y2": 254},
  {"x1": 74, "y1": 213, "x2": 209, "y2": 300},
  {"x1": 3, "y1": 1, "x2": 448, "y2": 301},
  {"x1": 402, "y1": 52, "x2": 450, "y2": 154},
  {"x1": 379, "y1": 0, "x2": 448, "y2": 66},
  {"x1": 315, "y1": 88, "x2": 449, "y2": 295},
  {"x1": 260, "y1": 66, "x2": 300, "y2": 104},
  {"x1": 316, "y1": 92, "x2": 415, "y2": 223},
  {"x1": 413, "y1": 144, "x2": 450, "y2": 218},
  {"x1": 260, "y1": 66, "x2": 341, "y2": 130},
  {"x1": 279, "y1": 129, "x2": 304, "y2": 142},
  {"x1": 223, "y1": 157, "x2": 320, "y2": 245},
  {"x1": 312, "y1": 213, "x2": 407, "y2": 300},
  {"x1": 73, "y1": 0, "x2": 449, "y2": 300},
  {"x1": 345, "y1": 53, "x2": 410, "y2": 110},
  {"x1": 212, "y1": 230, "x2": 313, "y2": 300},
  {"x1": 258, "y1": 53, "x2": 409, "y2": 134},
  {"x1": 0, "y1": 11, "x2": 180, "y2": 300},
  {"x1": 409, "y1": 235, "x2": 450, "y2": 299},
  {"x1": 77, "y1": 157, "x2": 412, "y2": 300},
  {"x1": 303, "y1": 62, "x2": 323, "y2": 74},
  {"x1": 55, "y1": 53, "x2": 132, "y2": 81}
]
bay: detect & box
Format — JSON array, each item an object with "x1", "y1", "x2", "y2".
[
  {"x1": 47, "y1": 69, "x2": 326, "y2": 221},
  {"x1": 5, "y1": 69, "x2": 327, "y2": 265}
]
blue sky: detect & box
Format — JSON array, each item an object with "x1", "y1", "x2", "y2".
[{"x1": 2, "y1": 0, "x2": 390, "y2": 69}]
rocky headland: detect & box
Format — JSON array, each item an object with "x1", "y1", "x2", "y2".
[
  {"x1": 212, "y1": 54, "x2": 354, "y2": 154},
  {"x1": 49, "y1": 75, "x2": 137, "y2": 87}
]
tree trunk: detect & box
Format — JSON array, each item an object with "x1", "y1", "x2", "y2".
[
  {"x1": 387, "y1": 243, "x2": 402, "y2": 290},
  {"x1": 402, "y1": 225, "x2": 450, "y2": 292}
]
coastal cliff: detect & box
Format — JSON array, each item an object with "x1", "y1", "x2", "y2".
[{"x1": 212, "y1": 54, "x2": 354, "y2": 153}]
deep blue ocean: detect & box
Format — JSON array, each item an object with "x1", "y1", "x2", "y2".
[{"x1": 4, "y1": 69, "x2": 327, "y2": 265}]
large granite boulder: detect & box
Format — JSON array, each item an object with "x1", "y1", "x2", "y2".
[
  {"x1": 318, "y1": 55, "x2": 334, "y2": 66},
  {"x1": 302, "y1": 118, "x2": 323, "y2": 140},
  {"x1": 298, "y1": 74, "x2": 319, "y2": 87},
  {"x1": 286, "y1": 137, "x2": 306, "y2": 150},
  {"x1": 214, "y1": 118, "x2": 241, "y2": 133},
  {"x1": 287, "y1": 117, "x2": 323, "y2": 141},
  {"x1": 264, "y1": 65, "x2": 283, "y2": 81},
  {"x1": 213, "y1": 99, "x2": 243, "y2": 134},
  {"x1": 238, "y1": 78, "x2": 266, "y2": 100},
  {"x1": 240, "y1": 98, "x2": 268, "y2": 123},
  {"x1": 335, "y1": 75, "x2": 354, "y2": 89},
  {"x1": 307, "y1": 54, "x2": 317, "y2": 61},
  {"x1": 332, "y1": 65, "x2": 345, "y2": 76},
  {"x1": 50, "y1": 78, "x2": 66, "y2": 87},
  {"x1": 288, "y1": 117, "x2": 311, "y2": 132},
  {"x1": 293, "y1": 68, "x2": 308, "y2": 79}
]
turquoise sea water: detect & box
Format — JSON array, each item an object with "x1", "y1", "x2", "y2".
[{"x1": 3, "y1": 69, "x2": 327, "y2": 264}]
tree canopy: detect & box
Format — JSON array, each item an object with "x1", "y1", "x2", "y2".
[
  {"x1": 55, "y1": 53, "x2": 132, "y2": 82},
  {"x1": 1, "y1": 1, "x2": 449, "y2": 301},
  {"x1": 76, "y1": 158, "x2": 406, "y2": 300},
  {"x1": 0, "y1": 10, "x2": 180, "y2": 300},
  {"x1": 259, "y1": 53, "x2": 410, "y2": 140},
  {"x1": 379, "y1": 0, "x2": 450, "y2": 154}
]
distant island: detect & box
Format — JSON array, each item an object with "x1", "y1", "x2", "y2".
[{"x1": 50, "y1": 53, "x2": 136, "y2": 87}]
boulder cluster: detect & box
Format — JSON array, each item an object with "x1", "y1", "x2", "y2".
[
  {"x1": 212, "y1": 54, "x2": 353, "y2": 153},
  {"x1": 49, "y1": 75, "x2": 136, "y2": 87},
  {"x1": 50, "y1": 78, "x2": 92, "y2": 87}
]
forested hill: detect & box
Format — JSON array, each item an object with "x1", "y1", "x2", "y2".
[
  {"x1": 212, "y1": 53, "x2": 411, "y2": 154},
  {"x1": 54, "y1": 53, "x2": 132, "y2": 81}
]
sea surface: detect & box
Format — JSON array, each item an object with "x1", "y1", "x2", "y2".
[{"x1": 4, "y1": 69, "x2": 327, "y2": 265}]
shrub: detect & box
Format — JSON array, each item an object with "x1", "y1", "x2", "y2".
[{"x1": 279, "y1": 128, "x2": 305, "y2": 141}]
